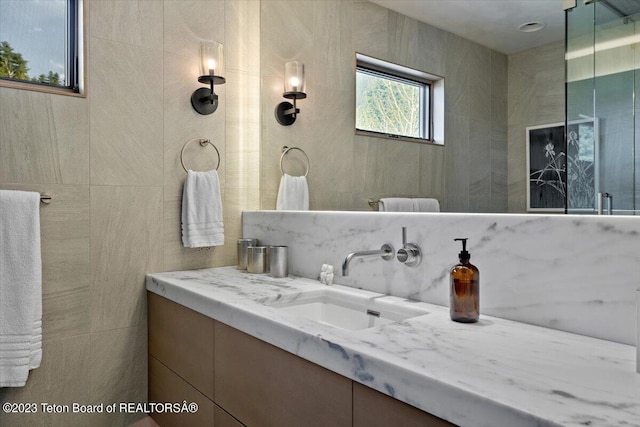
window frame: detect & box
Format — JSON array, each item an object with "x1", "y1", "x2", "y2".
[
  {"x1": 355, "y1": 53, "x2": 444, "y2": 146},
  {"x1": 0, "y1": 0, "x2": 85, "y2": 97}
]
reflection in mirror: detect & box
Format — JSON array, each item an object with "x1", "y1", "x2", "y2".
[
  {"x1": 354, "y1": 53, "x2": 442, "y2": 145},
  {"x1": 279, "y1": 146, "x2": 310, "y2": 178},
  {"x1": 261, "y1": 0, "x2": 498, "y2": 212},
  {"x1": 566, "y1": 119, "x2": 598, "y2": 212},
  {"x1": 566, "y1": 0, "x2": 640, "y2": 215},
  {"x1": 276, "y1": 146, "x2": 310, "y2": 211},
  {"x1": 260, "y1": 0, "x2": 638, "y2": 215}
]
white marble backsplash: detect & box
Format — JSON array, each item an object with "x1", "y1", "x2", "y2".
[{"x1": 243, "y1": 211, "x2": 640, "y2": 345}]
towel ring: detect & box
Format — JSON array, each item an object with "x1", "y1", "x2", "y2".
[
  {"x1": 280, "y1": 146, "x2": 310, "y2": 177},
  {"x1": 181, "y1": 138, "x2": 220, "y2": 173}
]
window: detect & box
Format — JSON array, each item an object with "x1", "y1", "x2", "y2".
[
  {"x1": 356, "y1": 66, "x2": 430, "y2": 140},
  {"x1": 0, "y1": 0, "x2": 83, "y2": 95},
  {"x1": 355, "y1": 53, "x2": 443, "y2": 145}
]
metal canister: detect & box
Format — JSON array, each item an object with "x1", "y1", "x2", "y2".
[
  {"x1": 269, "y1": 246, "x2": 288, "y2": 278},
  {"x1": 247, "y1": 246, "x2": 268, "y2": 274},
  {"x1": 237, "y1": 238, "x2": 258, "y2": 270}
]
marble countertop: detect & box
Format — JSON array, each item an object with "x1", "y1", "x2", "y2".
[{"x1": 146, "y1": 267, "x2": 640, "y2": 427}]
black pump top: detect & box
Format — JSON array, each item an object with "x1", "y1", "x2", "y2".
[{"x1": 454, "y1": 238, "x2": 470, "y2": 260}]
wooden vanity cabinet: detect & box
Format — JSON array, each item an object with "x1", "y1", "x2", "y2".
[
  {"x1": 149, "y1": 356, "x2": 216, "y2": 427},
  {"x1": 215, "y1": 321, "x2": 352, "y2": 427},
  {"x1": 148, "y1": 292, "x2": 214, "y2": 400},
  {"x1": 149, "y1": 356, "x2": 240, "y2": 427},
  {"x1": 147, "y1": 292, "x2": 455, "y2": 427},
  {"x1": 148, "y1": 292, "x2": 221, "y2": 427},
  {"x1": 353, "y1": 382, "x2": 454, "y2": 427}
]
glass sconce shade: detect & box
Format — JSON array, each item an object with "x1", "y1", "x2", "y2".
[
  {"x1": 192, "y1": 41, "x2": 225, "y2": 115},
  {"x1": 275, "y1": 61, "x2": 306, "y2": 125},
  {"x1": 283, "y1": 61, "x2": 306, "y2": 99},
  {"x1": 198, "y1": 41, "x2": 225, "y2": 84}
]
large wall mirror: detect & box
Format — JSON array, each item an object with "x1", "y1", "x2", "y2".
[{"x1": 259, "y1": 0, "x2": 639, "y2": 215}]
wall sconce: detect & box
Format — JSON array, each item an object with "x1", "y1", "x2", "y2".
[
  {"x1": 191, "y1": 41, "x2": 226, "y2": 115},
  {"x1": 275, "y1": 61, "x2": 306, "y2": 126}
]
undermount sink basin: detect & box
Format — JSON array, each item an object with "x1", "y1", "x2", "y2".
[{"x1": 261, "y1": 286, "x2": 429, "y2": 331}]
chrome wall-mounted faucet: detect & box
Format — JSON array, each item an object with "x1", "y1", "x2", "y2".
[
  {"x1": 396, "y1": 227, "x2": 421, "y2": 267},
  {"x1": 341, "y1": 244, "x2": 394, "y2": 276},
  {"x1": 341, "y1": 228, "x2": 422, "y2": 277}
]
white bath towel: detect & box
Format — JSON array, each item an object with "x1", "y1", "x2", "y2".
[
  {"x1": 181, "y1": 170, "x2": 224, "y2": 248},
  {"x1": 412, "y1": 198, "x2": 440, "y2": 212},
  {"x1": 378, "y1": 198, "x2": 413, "y2": 212},
  {"x1": 0, "y1": 190, "x2": 42, "y2": 387},
  {"x1": 276, "y1": 174, "x2": 309, "y2": 211}
]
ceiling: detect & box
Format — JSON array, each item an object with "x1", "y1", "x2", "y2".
[{"x1": 368, "y1": 0, "x2": 566, "y2": 55}]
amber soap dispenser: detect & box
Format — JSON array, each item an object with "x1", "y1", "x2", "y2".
[{"x1": 450, "y1": 238, "x2": 479, "y2": 323}]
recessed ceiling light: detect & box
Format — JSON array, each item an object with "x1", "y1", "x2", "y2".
[{"x1": 518, "y1": 22, "x2": 546, "y2": 33}]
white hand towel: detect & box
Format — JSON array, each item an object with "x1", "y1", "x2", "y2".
[
  {"x1": 412, "y1": 198, "x2": 440, "y2": 212},
  {"x1": 378, "y1": 198, "x2": 413, "y2": 212},
  {"x1": 276, "y1": 174, "x2": 309, "y2": 211},
  {"x1": 0, "y1": 190, "x2": 42, "y2": 387},
  {"x1": 181, "y1": 170, "x2": 224, "y2": 248}
]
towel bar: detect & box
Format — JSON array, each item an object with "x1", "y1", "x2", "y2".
[
  {"x1": 280, "y1": 146, "x2": 310, "y2": 177},
  {"x1": 180, "y1": 138, "x2": 220, "y2": 173},
  {"x1": 40, "y1": 193, "x2": 52, "y2": 204}
]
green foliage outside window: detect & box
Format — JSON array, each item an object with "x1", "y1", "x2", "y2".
[
  {"x1": 356, "y1": 70, "x2": 422, "y2": 139},
  {"x1": 0, "y1": 41, "x2": 28, "y2": 80},
  {"x1": 0, "y1": 40, "x2": 62, "y2": 86}
]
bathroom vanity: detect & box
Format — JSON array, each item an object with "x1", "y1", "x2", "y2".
[
  {"x1": 148, "y1": 291, "x2": 450, "y2": 427},
  {"x1": 146, "y1": 267, "x2": 640, "y2": 427}
]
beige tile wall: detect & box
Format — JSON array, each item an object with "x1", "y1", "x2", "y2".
[
  {"x1": 259, "y1": 0, "x2": 508, "y2": 212},
  {"x1": 507, "y1": 41, "x2": 565, "y2": 213},
  {"x1": 0, "y1": 0, "x2": 260, "y2": 426}
]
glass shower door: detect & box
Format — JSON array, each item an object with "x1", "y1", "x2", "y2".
[{"x1": 566, "y1": 0, "x2": 639, "y2": 215}]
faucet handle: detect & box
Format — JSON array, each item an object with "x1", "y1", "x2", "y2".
[
  {"x1": 397, "y1": 243, "x2": 421, "y2": 267},
  {"x1": 397, "y1": 227, "x2": 422, "y2": 267}
]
